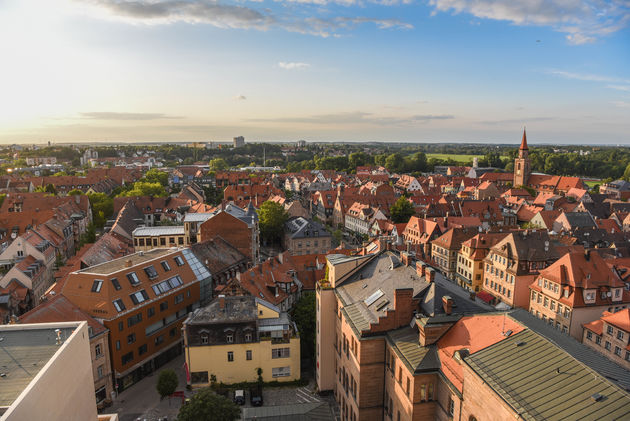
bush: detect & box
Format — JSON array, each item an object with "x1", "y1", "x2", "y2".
[{"x1": 156, "y1": 369, "x2": 178, "y2": 399}]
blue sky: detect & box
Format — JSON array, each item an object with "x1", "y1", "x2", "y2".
[{"x1": 0, "y1": 0, "x2": 628, "y2": 144}]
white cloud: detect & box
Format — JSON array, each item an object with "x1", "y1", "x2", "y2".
[
  {"x1": 234, "y1": 95, "x2": 247, "y2": 100},
  {"x1": 80, "y1": 112, "x2": 181, "y2": 120},
  {"x1": 608, "y1": 85, "x2": 630, "y2": 92},
  {"x1": 76, "y1": 0, "x2": 413, "y2": 37},
  {"x1": 427, "y1": 0, "x2": 630, "y2": 44},
  {"x1": 278, "y1": 61, "x2": 310, "y2": 69},
  {"x1": 248, "y1": 111, "x2": 453, "y2": 125},
  {"x1": 547, "y1": 70, "x2": 630, "y2": 85},
  {"x1": 613, "y1": 101, "x2": 630, "y2": 108}
]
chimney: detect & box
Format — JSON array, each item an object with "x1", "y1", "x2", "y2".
[
  {"x1": 416, "y1": 261, "x2": 425, "y2": 278},
  {"x1": 442, "y1": 295, "x2": 453, "y2": 315},
  {"x1": 401, "y1": 252, "x2": 410, "y2": 267},
  {"x1": 406, "y1": 241, "x2": 411, "y2": 254},
  {"x1": 125, "y1": 259, "x2": 133, "y2": 268},
  {"x1": 218, "y1": 294, "x2": 226, "y2": 309},
  {"x1": 426, "y1": 267, "x2": 435, "y2": 283}
]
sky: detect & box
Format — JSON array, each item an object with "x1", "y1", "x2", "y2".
[{"x1": 0, "y1": 0, "x2": 628, "y2": 145}]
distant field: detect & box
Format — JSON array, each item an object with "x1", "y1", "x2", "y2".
[
  {"x1": 426, "y1": 153, "x2": 509, "y2": 163},
  {"x1": 584, "y1": 180, "x2": 601, "y2": 188}
]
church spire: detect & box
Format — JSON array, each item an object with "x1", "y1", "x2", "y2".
[{"x1": 520, "y1": 127, "x2": 528, "y2": 150}]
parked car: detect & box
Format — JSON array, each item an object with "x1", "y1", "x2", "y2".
[
  {"x1": 250, "y1": 386, "x2": 263, "y2": 406},
  {"x1": 234, "y1": 389, "x2": 245, "y2": 405}
]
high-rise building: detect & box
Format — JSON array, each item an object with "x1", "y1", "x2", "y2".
[{"x1": 233, "y1": 136, "x2": 245, "y2": 148}]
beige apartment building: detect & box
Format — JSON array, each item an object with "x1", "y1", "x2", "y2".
[
  {"x1": 132, "y1": 226, "x2": 187, "y2": 251},
  {"x1": 529, "y1": 250, "x2": 630, "y2": 340},
  {"x1": 455, "y1": 232, "x2": 508, "y2": 292},
  {"x1": 583, "y1": 309, "x2": 630, "y2": 370}
]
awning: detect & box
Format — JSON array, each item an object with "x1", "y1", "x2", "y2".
[{"x1": 476, "y1": 291, "x2": 495, "y2": 304}]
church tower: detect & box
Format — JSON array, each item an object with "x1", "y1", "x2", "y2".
[{"x1": 513, "y1": 128, "x2": 530, "y2": 187}]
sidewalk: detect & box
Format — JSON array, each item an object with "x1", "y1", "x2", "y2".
[{"x1": 106, "y1": 354, "x2": 189, "y2": 421}]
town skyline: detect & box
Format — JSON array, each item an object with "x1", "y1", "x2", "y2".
[{"x1": 1, "y1": 0, "x2": 629, "y2": 144}]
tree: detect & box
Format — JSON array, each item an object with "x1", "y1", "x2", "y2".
[
  {"x1": 291, "y1": 292, "x2": 316, "y2": 364},
  {"x1": 390, "y1": 197, "x2": 415, "y2": 223},
  {"x1": 68, "y1": 189, "x2": 83, "y2": 196},
  {"x1": 384, "y1": 153, "x2": 404, "y2": 173},
  {"x1": 177, "y1": 388, "x2": 240, "y2": 421},
  {"x1": 257, "y1": 200, "x2": 288, "y2": 244},
  {"x1": 143, "y1": 168, "x2": 169, "y2": 187},
  {"x1": 87, "y1": 193, "x2": 114, "y2": 228},
  {"x1": 209, "y1": 158, "x2": 228, "y2": 171},
  {"x1": 120, "y1": 181, "x2": 167, "y2": 197},
  {"x1": 44, "y1": 183, "x2": 57, "y2": 195},
  {"x1": 156, "y1": 369, "x2": 178, "y2": 400}
]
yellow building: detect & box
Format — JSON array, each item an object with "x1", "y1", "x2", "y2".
[
  {"x1": 183, "y1": 295, "x2": 300, "y2": 385},
  {"x1": 132, "y1": 226, "x2": 188, "y2": 251},
  {"x1": 455, "y1": 232, "x2": 508, "y2": 292}
]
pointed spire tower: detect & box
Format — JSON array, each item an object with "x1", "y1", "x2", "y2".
[{"x1": 514, "y1": 127, "x2": 531, "y2": 187}]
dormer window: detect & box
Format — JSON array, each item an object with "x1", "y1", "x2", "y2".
[
  {"x1": 226, "y1": 333, "x2": 233, "y2": 343},
  {"x1": 201, "y1": 333, "x2": 209, "y2": 345},
  {"x1": 127, "y1": 272, "x2": 141, "y2": 286}
]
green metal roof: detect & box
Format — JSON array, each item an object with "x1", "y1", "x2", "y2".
[{"x1": 465, "y1": 329, "x2": 630, "y2": 421}]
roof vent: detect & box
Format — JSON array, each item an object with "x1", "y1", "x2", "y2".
[
  {"x1": 503, "y1": 329, "x2": 513, "y2": 337},
  {"x1": 516, "y1": 341, "x2": 526, "y2": 347},
  {"x1": 591, "y1": 393, "x2": 604, "y2": 402}
]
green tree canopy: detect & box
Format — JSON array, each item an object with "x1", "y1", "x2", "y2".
[
  {"x1": 257, "y1": 200, "x2": 288, "y2": 243},
  {"x1": 291, "y1": 292, "x2": 315, "y2": 363},
  {"x1": 143, "y1": 168, "x2": 169, "y2": 186},
  {"x1": 68, "y1": 189, "x2": 83, "y2": 196},
  {"x1": 120, "y1": 181, "x2": 167, "y2": 198},
  {"x1": 209, "y1": 158, "x2": 228, "y2": 171},
  {"x1": 390, "y1": 196, "x2": 415, "y2": 223},
  {"x1": 156, "y1": 369, "x2": 178, "y2": 399},
  {"x1": 87, "y1": 192, "x2": 114, "y2": 228},
  {"x1": 177, "y1": 388, "x2": 240, "y2": 421}
]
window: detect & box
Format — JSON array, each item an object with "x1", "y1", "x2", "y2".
[
  {"x1": 246, "y1": 350, "x2": 252, "y2": 360},
  {"x1": 129, "y1": 290, "x2": 149, "y2": 305},
  {"x1": 420, "y1": 384, "x2": 427, "y2": 401},
  {"x1": 144, "y1": 265, "x2": 158, "y2": 279},
  {"x1": 138, "y1": 344, "x2": 147, "y2": 355},
  {"x1": 110, "y1": 278, "x2": 121, "y2": 290},
  {"x1": 152, "y1": 275, "x2": 183, "y2": 295},
  {"x1": 605, "y1": 341, "x2": 612, "y2": 350},
  {"x1": 17, "y1": 250, "x2": 23, "y2": 257},
  {"x1": 97, "y1": 365, "x2": 104, "y2": 379},
  {"x1": 127, "y1": 272, "x2": 140, "y2": 286},
  {"x1": 128, "y1": 313, "x2": 143, "y2": 327},
  {"x1": 618, "y1": 331, "x2": 625, "y2": 340},
  {"x1": 113, "y1": 299, "x2": 126, "y2": 312},
  {"x1": 406, "y1": 377, "x2": 410, "y2": 396},
  {"x1": 448, "y1": 397, "x2": 455, "y2": 416},
  {"x1": 161, "y1": 261, "x2": 171, "y2": 271},
  {"x1": 596, "y1": 336, "x2": 602, "y2": 345},
  {"x1": 148, "y1": 307, "x2": 155, "y2": 318},
  {"x1": 607, "y1": 325, "x2": 614, "y2": 335},
  {"x1": 155, "y1": 335, "x2": 165, "y2": 346},
  {"x1": 191, "y1": 371, "x2": 209, "y2": 384},
  {"x1": 245, "y1": 333, "x2": 252, "y2": 342},
  {"x1": 272, "y1": 366, "x2": 291, "y2": 378},
  {"x1": 95, "y1": 343, "x2": 102, "y2": 358},
  {"x1": 226, "y1": 333, "x2": 233, "y2": 343},
  {"x1": 160, "y1": 238, "x2": 166, "y2": 246},
  {"x1": 615, "y1": 346, "x2": 622, "y2": 356},
  {"x1": 127, "y1": 333, "x2": 136, "y2": 344},
  {"x1": 91, "y1": 280, "x2": 103, "y2": 293},
  {"x1": 118, "y1": 321, "x2": 124, "y2": 331},
  {"x1": 115, "y1": 340, "x2": 120, "y2": 350},
  {"x1": 174, "y1": 256, "x2": 185, "y2": 266},
  {"x1": 201, "y1": 333, "x2": 209, "y2": 344},
  {"x1": 160, "y1": 301, "x2": 168, "y2": 311},
  {"x1": 170, "y1": 328, "x2": 176, "y2": 337},
  {"x1": 121, "y1": 352, "x2": 133, "y2": 365},
  {"x1": 228, "y1": 351, "x2": 234, "y2": 362},
  {"x1": 586, "y1": 331, "x2": 593, "y2": 340},
  {"x1": 272, "y1": 347, "x2": 290, "y2": 359},
  {"x1": 175, "y1": 293, "x2": 184, "y2": 304},
  {"x1": 428, "y1": 383, "x2": 434, "y2": 400}
]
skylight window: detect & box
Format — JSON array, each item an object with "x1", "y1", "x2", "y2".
[
  {"x1": 91, "y1": 280, "x2": 103, "y2": 293},
  {"x1": 110, "y1": 278, "x2": 121, "y2": 291},
  {"x1": 144, "y1": 265, "x2": 158, "y2": 279},
  {"x1": 113, "y1": 299, "x2": 126, "y2": 312},
  {"x1": 364, "y1": 289, "x2": 384, "y2": 306},
  {"x1": 127, "y1": 272, "x2": 141, "y2": 286},
  {"x1": 174, "y1": 256, "x2": 185, "y2": 266},
  {"x1": 130, "y1": 290, "x2": 150, "y2": 305},
  {"x1": 161, "y1": 261, "x2": 171, "y2": 271}
]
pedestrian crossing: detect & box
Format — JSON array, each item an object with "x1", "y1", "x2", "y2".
[{"x1": 295, "y1": 387, "x2": 321, "y2": 404}]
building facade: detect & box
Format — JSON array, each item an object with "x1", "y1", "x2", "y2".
[{"x1": 183, "y1": 295, "x2": 300, "y2": 385}]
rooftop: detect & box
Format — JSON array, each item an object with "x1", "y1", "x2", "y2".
[
  {"x1": 0, "y1": 324, "x2": 77, "y2": 408},
  {"x1": 77, "y1": 248, "x2": 176, "y2": 275},
  {"x1": 186, "y1": 295, "x2": 257, "y2": 325},
  {"x1": 132, "y1": 226, "x2": 185, "y2": 237},
  {"x1": 465, "y1": 328, "x2": 630, "y2": 420}
]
